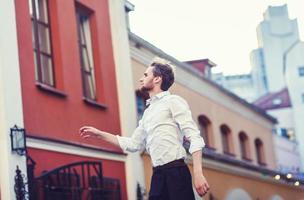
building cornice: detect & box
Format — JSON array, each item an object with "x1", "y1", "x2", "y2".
[{"x1": 186, "y1": 149, "x2": 304, "y2": 189}]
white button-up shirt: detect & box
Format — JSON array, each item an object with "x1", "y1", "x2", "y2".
[{"x1": 116, "y1": 91, "x2": 205, "y2": 167}]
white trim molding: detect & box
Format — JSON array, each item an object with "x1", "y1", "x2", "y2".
[{"x1": 27, "y1": 137, "x2": 126, "y2": 162}]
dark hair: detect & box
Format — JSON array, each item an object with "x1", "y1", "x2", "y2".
[{"x1": 151, "y1": 59, "x2": 175, "y2": 91}]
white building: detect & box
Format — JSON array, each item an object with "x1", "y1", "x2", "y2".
[
  {"x1": 285, "y1": 41, "x2": 304, "y2": 171},
  {"x1": 252, "y1": 5, "x2": 304, "y2": 171},
  {"x1": 254, "y1": 88, "x2": 301, "y2": 173},
  {"x1": 212, "y1": 73, "x2": 257, "y2": 102},
  {"x1": 251, "y1": 4, "x2": 301, "y2": 94},
  {"x1": 212, "y1": 4, "x2": 304, "y2": 172}
]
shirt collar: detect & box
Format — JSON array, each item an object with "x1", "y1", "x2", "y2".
[{"x1": 146, "y1": 91, "x2": 170, "y2": 106}]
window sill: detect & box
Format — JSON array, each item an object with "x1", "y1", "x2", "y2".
[
  {"x1": 205, "y1": 145, "x2": 216, "y2": 151},
  {"x1": 223, "y1": 151, "x2": 236, "y2": 157},
  {"x1": 83, "y1": 97, "x2": 107, "y2": 110},
  {"x1": 36, "y1": 82, "x2": 67, "y2": 98},
  {"x1": 258, "y1": 161, "x2": 267, "y2": 167},
  {"x1": 242, "y1": 157, "x2": 252, "y2": 162}
]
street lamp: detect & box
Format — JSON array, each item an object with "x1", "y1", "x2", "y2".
[{"x1": 10, "y1": 125, "x2": 26, "y2": 156}]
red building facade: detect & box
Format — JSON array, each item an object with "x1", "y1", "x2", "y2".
[{"x1": 14, "y1": 0, "x2": 127, "y2": 198}]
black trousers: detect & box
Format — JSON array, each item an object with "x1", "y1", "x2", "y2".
[{"x1": 149, "y1": 159, "x2": 195, "y2": 200}]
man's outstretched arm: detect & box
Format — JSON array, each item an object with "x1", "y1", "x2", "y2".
[
  {"x1": 79, "y1": 120, "x2": 145, "y2": 153},
  {"x1": 79, "y1": 126, "x2": 120, "y2": 147}
]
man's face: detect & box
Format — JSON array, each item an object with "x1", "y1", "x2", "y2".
[{"x1": 139, "y1": 66, "x2": 157, "y2": 92}]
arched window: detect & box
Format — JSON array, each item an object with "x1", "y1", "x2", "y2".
[
  {"x1": 255, "y1": 138, "x2": 266, "y2": 166},
  {"x1": 220, "y1": 124, "x2": 233, "y2": 155},
  {"x1": 239, "y1": 132, "x2": 250, "y2": 161},
  {"x1": 198, "y1": 115, "x2": 213, "y2": 148}
]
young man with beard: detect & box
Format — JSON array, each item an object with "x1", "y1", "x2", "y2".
[{"x1": 79, "y1": 57, "x2": 209, "y2": 199}]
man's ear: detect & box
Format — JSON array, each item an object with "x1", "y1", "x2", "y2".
[{"x1": 154, "y1": 76, "x2": 162, "y2": 84}]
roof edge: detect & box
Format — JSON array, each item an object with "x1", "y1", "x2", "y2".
[{"x1": 128, "y1": 32, "x2": 277, "y2": 124}]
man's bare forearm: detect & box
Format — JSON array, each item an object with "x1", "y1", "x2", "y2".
[
  {"x1": 192, "y1": 150, "x2": 210, "y2": 196},
  {"x1": 192, "y1": 150, "x2": 203, "y2": 174},
  {"x1": 79, "y1": 126, "x2": 121, "y2": 149},
  {"x1": 97, "y1": 130, "x2": 120, "y2": 147}
]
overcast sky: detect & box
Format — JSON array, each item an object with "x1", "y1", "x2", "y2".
[{"x1": 128, "y1": 0, "x2": 304, "y2": 75}]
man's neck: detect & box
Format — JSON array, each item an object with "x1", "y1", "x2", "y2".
[{"x1": 148, "y1": 89, "x2": 164, "y2": 99}]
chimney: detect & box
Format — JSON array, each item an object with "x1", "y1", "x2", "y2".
[{"x1": 185, "y1": 59, "x2": 216, "y2": 78}]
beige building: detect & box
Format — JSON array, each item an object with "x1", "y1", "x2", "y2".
[{"x1": 128, "y1": 32, "x2": 304, "y2": 200}]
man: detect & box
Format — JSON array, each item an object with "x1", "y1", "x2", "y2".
[{"x1": 79, "y1": 57, "x2": 209, "y2": 199}]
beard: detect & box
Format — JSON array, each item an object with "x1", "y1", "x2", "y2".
[{"x1": 140, "y1": 84, "x2": 153, "y2": 93}]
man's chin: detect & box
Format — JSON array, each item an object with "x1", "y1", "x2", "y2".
[{"x1": 140, "y1": 87, "x2": 150, "y2": 93}]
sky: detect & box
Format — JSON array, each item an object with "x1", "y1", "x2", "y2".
[{"x1": 128, "y1": 0, "x2": 304, "y2": 75}]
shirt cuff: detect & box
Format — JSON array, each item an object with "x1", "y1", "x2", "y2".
[
  {"x1": 116, "y1": 135, "x2": 129, "y2": 153},
  {"x1": 189, "y1": 138, "x2": 205, "y2": 154}
]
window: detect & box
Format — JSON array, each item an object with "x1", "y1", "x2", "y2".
[
  {"x1": 286, "y1": 128, "x2": 295, "y2": 141},
  {"x1": 272, "y1": 98, "x2": 282, "y2": 105},
  {"x1": 280, "y1": 128, "x2": 288, "y2": 138},
  {"x1": 255, "y1": 138, "x2": 266, "y2": 166},
  {"x1": 220, "y1": 125, "x2": 233, "y2": 155},
  {"x1": 29, "y1": 0, "x2": 54, "y2": 86},
  {"x1": 204, "y1": 67, "x2": 211, "y2": 78},
  {"x1": 136, "y1": 95, "x2": 145, "y2": 119},
  {"x1": 135, "y1": 90, "x2": 149, "y2": 121},
  {"x1": 239, "y1": 132, "x2": 250, "y2": 160},
  {"x1": 298, "y1": 66, "x2": 304, "y2": 77},
  {"x1": 76, "y1": 8, "x2": 96, "y2": 100},
  {"x1": 198, "y1": 115, "x2": 212, "y2": 148}
]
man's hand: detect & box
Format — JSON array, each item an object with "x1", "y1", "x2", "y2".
[
  {"x1": 194, "y1": 172, "x2": 209, "y2": 197},
  {"x1": 79, "y1": 126, "x2": 120, "y2": 147},
  {"x1": 79, "y1": 126, "x2": 103, "y2": 139}
]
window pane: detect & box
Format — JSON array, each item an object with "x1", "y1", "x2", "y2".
[
  {"x1": 280, "y1": 128, "x2": 288, "y2": 138},
  {"x1": 38, "y1": 24, "x2": 51, "y2": 53},
  {"x1": 240, "y1": 140, "x2": 246, "y2": 158},
  {"x1": 220, "y1": 126, "x2": 230, "y2": 153},
  {"x1": 33, "y1": 51, "x2": 38, "y2": 78},
  {"x1": 82, "y1": 18, "x2": 94, "y2": 68},
  {"x1": 222, "y1": 133, "x2": 229, "y2": 153},
  {"x1": 255, "y1": 140, "x2": 263, "y2": 164},
  {"x1": 31, "y1": 21, "x2": 36, "y2": 47},
  {"x1": 36, "y1": 0, "x2": 48, "y2": 23},
  {"x1": 299, "y1": 66, "x2": 304, "y2": 77},
  {"x1": 257, "y1": 146, "x2": 262, "y2": 163},
  {"x1": 28, "y1": 0, "x2": 33, "y2": 16},
  {"x1": 83, "y1": 74, "x2": 96, "y2": 99},
  {"x1": 79, "y1": 16, "x2": 87, "y2": 45},
  {"x1": 81, "y1": 47, "x2": 91, "y2": 71},
  {"x1": 40, "y1": 54, "x2": 54, "y2": 85}
]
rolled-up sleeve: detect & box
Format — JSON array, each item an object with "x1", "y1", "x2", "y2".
[
  {"x1": 116, "y1": 119, "x2": 146, "y2": 153},
  {"x1": 170, "y1": 96, "x2": 205, "y2": 154}
]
